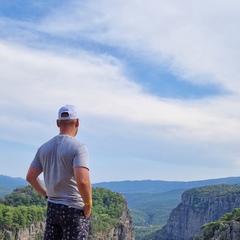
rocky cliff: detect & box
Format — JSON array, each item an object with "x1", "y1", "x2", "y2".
[
  {"x1": 199, "y1": 208, "x2": 240, "y2": 240},
  {"x1": 89, "y1": 199, "x2": 134, "y2": 240},
  {"x1": 2, "y1": 222, "x2": 45, "y2": 240},
  {"x1": 200, "y1": 220, "x2": 240, "y2": 240},
  {"x1": 150, "y1": 184, "x2": 240, "y2": 240}
]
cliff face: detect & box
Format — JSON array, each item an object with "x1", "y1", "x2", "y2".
[
  {"x1": 199, "y1": 208, "x2": 240, "y2": 240},
  {"x1": 200, "y1": 221, "x2": 240, "y2": 240},
  {"x1": 151, "y1": 184, "x2": 240, "y2": 240},
  {"x1": 2, "y1": 222, "x2": 45, "y2": 240},
  {"x1": 89, "y1": 199, "x2": 134, "y2": 240}
]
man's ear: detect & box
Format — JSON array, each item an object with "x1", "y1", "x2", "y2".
[
  {"x1": 56, "y1": 120, "x2": 60, "y2": 127},
  {"x1": 76, "y1": 119, "x2": 80, "y2": 127}
]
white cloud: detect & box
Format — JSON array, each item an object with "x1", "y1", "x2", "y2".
[
  {"x1": 36, "y1": 0, "x2": 240, "y2": 93},
  {"x1": 0, "y1": 1, "x2": 240, "y2": 181},
  {"x1": 0, "y1": 41, "x2": 239, "y2": 146}
]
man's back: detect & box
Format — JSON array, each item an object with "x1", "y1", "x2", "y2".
[
  {"x1": 26, "y1": 104, "x2": 92, "y2": 239},
  {"x1": 32, "y1": 134, "x2": 89, "y2": 208}
]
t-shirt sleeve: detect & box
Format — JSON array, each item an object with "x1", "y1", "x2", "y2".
[
  {"x1": 73, "y1": 144, "x2": 89, "y2": 169},
  {"x1": 30, "y1": 150, "x2": 43, "y2": 171}
]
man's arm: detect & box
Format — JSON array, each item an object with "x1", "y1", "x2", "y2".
[
  {"x1": 74, "y1": 167, "x2": 92, "y2": 218},
  {"x1": 26, "y1": 166, "x2": 47, "y2": 198}
]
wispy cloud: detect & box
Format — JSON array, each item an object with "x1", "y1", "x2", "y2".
[
  {"x1": 35, "y1": 1, "x2": 240, "y2": 91},
  {"x1": 0, "y1": 0, "x2": 240, "y2": 181}
]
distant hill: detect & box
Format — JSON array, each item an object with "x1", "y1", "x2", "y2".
[
  {"x1": 2, "y1": 174, "x2": 240, "y2": 239},
  {"x1": 92, "y1": 176, "x2": 240, "y2": 237},
  {"x1": 2, "y1": 174, "x2": 240, "y2": 197},
  {"x1": 0, "y1": 175, "x2": 28, "y2": 198},
  {"x1": 92, "y1": 177, "x2": 240, "y2": 194},
  {"x1": 124, "y1": 189, "x2": 184, "y2": 227}
]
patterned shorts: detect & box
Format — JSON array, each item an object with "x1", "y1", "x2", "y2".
[{"x1": 44, "y1": 202, "x2": 90, "y2": 240}]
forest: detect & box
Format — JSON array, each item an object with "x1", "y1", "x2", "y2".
[
  {"x1": 0, "y1": 185, "x2": 126, "y2": 238},
  {"x1": 2, "y1": 176, "x2": 240, "y2": 239}
]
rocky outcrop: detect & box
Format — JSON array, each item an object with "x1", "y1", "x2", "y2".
[
  {"x1": 2, "y1": 221, "x2": 45, "y2": 240},
  {"x1": 89, "y1": 199, "x2": 134, "y2": 240},
  {"x1": 200, "y1": 220, "x2": 240, "y2": 240},
  {"x1": 150, "y1": 184, "x2": 240, "y2": 240},
  {"x1": 198, "y1": 208, "x2": 240, "y2": 240}
]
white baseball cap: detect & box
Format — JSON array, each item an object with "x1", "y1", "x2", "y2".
[{"x1": 58, "y1": 105, "x2": 79, "y2": 120}]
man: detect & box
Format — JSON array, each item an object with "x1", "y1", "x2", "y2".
[{"x1": 26, "y1": 104, "x2": 92, "y2": 240}]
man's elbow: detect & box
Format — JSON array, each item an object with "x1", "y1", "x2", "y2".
[
  {"x1": 26, "y1": 174, "x2": 33, "y2": 184},
  {"x1": 76, "y1": 175, "x2": 91, "y2": 190},
  {"x1": 77, "y1": 178, "x2": 90, "y2": 187},
  {"x1": 26, "y1": 167, "x2": 39, "y2": 184}
]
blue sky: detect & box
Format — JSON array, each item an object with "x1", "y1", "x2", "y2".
[{"x1": 0, "y1": 0, "x2": 240, "y2": 183}]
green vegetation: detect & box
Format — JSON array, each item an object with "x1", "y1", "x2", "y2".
[
  {"x1": 0, "y1": 185, "x2": 126, "y2": 237},
  {"x1": 4, "y1": 185, "x2": 47, "y2": 207},
  {"x1": 3, "y1": 177, "x2": 240, "y2": 240},
  {"x1": 184, "y1": 184, "x2": 240, "y2": 209},
  {"x1": 135, "y1": 225, "x2": 163, "y2": 240},
  {"x1": 90, "y1": 187, "x2": 125, "y2": 233},
  {"x1": 0, "y1": 204, "x2": 46, "y2": 229},
  {"x1": 0, "y1": 185, "x2": 47, "y2": 233},
  {"x1": 0, "y1": 175, "x2": 27, "y2": 198},
  {"x1": 125, "y1": 189, "x2": 183, "y2": 227},
  {"x1": 124, "y1": 189, "x2": 184, "y2": 240},
  {"x1": 92, "y1": 177, "x2": 240, "y2": 194},
  {"x1": 0, "y1": 185, "x2": 13, "y2": 199},
  {"x1": 200, "y1": 208, "x2": 240, "y2": 239},
  {"x1": 220, "y1": 208, "x2": 240, "y2": 222},
  {"x1": 185, "y1": 184, "x2": 240, "y2": 199}
]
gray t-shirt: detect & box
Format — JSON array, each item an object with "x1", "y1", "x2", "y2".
[{"x1": 31, "y1": 134, "x2": 89, "y2": 209}]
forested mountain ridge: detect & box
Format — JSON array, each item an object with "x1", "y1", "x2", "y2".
[
  {"x1": 2, "y1": 174, "x2": 240, "y2": 198},
  {"x1": 2, "y1": 175, "x2": 240, "y2": 239},
  {"x1": 0, "y1": 175, "x2": 27, "y2": 198},
  {"x1": 0, "y1": 185, "x2": 134, "y2": 240},
  {"x1": 93, "y1": 177, "x2": 240, "y2": 238},
  {"x1": 92, "y1": 177, "x2": 240, "y2": 194},
  {"x1": 147, "y1": 184, "x2": 240, "y2": 240}
]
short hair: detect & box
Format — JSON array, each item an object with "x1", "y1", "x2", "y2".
[{"x1": 58, "y1": 119, "x2": 77, "y2": 127}]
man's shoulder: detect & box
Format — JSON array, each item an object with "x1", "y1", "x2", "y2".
[
  {"x1": 59, "y1": 135, "x2": 87, "y2": 149},
  {"x1": 71, "y1": 138, "x2": 87, "y2": 149},
  {"x1": 39, "y1": 136, "x2": 58, "y2": 148}
]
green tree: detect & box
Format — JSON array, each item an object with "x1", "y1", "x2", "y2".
[{"x1": 0, "y1": 185, "x2": 127, "y2": 237}]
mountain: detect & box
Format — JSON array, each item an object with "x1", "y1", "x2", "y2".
[
  {"x1": 0, "y1": 175, "x2": 28, "y2": 198},
  {"x1": 2, "y1": 174, "x2": 240, "y2": 239},
  {"x1": 92, "y1": 177, "x2": 240, "y2": 194},
  {"x1": 147, "y1": 184, "x2": 240, "y2": 240},
  {"x1": 2, "y1": 175, "x2": 240, "y2": 196},
  {"x1": 92, "y1": 176, "x2": 240, "y2": 237}
]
